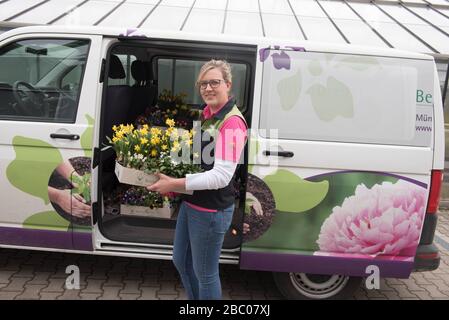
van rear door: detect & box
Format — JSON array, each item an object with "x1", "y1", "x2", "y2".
[{"x1": 240, "y1": 46, "x2": 435, "y2": 279}]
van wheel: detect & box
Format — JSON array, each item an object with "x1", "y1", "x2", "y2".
[{"x1": 273, "y1": 272, "x2": 362, "y2": 300}]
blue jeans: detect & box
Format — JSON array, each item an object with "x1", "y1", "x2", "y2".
[{"x1": 173, "y1": 201, "x2": 234, "y2": 300}]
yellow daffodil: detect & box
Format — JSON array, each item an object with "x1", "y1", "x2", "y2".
[
  {"x1": 134, "y1": 145, "x2": 141, "y2": 152},
  {"x1": 165, "y1": 118, "x2": 175, "y2": 127},
  {"x1": 161, "y1": 144, "x2": 168, "y2": 151},
  {"x1": 112, "y1": 125, "x2": 118, "y2": 132},
  {"x1": 151, "y1": 127, "x2": 162, "y2": 136},
  {"x1": 151, "y1": 149, "x2": 158, "y2": 157},
  {"x1": 140, "y1": 137, "x2": 148, "y2": 145},
  {"x1": 139, "y1": 127, "x2": 148, "y2": 135},
  {"x1": 150, "y1": 136, "x2": 160, "y2": 145}
]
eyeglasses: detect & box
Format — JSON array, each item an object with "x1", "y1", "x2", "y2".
[{"x1": 197, "y1": 79, "x2": 225, "y2": 90}]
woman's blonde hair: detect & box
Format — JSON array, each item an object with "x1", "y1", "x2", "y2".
[{"x1": 196, "y1": 59, "x2": 232, "y2": 86}]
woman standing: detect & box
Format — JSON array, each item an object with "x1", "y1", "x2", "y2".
[{"x1": 147, "y1": 59, "x2": 247, "y2": 300}]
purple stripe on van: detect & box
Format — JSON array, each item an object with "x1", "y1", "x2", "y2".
[
  {"x1": 306, "y1": 170, "x2": 428, "y2": 189},
  {"x1": 0, "y1": 227, "x2": 93, "y2": 251},
  {"x1": 240, "y1": 251, "x2": 414, "y2": 278}
]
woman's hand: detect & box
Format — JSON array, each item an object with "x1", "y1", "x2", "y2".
[{"x1": 147, "y1": 173, "x2": 186, "y2": 195}]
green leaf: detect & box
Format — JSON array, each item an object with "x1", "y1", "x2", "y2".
[
  {"x1": 263, "y1": 169, "x2": 329, "y2": 212},
  {"x1": 81, "y1": 114, "x2": 94, "y2": 157},
  {"x1": 23, "y1": 211, "x2": 70, "y2": 231},
  {"x1": 6, "y1": 136, "x2": 63, "y2": 204},
  {"x1": 277, "y1": 69, "x2": 302, "y2": 111},
  {"x1": 306, "y1": 76, "x2": 354, "y2": 121}
]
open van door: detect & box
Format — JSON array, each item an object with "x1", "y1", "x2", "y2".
[
  {"x1": 239, "y1": 45, "x2": 436, "y2": 299},
  {"x1": 0, "y1": 30, "x2": 102, "y2": 251}
]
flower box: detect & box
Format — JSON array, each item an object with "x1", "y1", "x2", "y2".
[
  {"x1": 120, "y1": 203, "x2": 175, "y2": 219},
  {"x1": 115, "y1": 161, "x2": 158, "y2": 187}
]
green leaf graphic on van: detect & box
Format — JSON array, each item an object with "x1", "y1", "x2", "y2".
[
  {"x1": 6, "y1": 136, "x2": 63, "y2": 205},
  {"x1": 23, "y1": 210, "x2": 70, "y2": 231},
  {"x1": 336, "y1": 56, "x2": 380, "y2": 71},
  {"x1": 307, "y1": 77, "x2": 354, "y2": 121},
  {"x1": 277, "y1": 70, "x2": 302, "y2": 110},
  {"x1": 263, "y1": 169, "x2": 329, "y2": 212},
  {"x1": 308, "y1": 60, "x2": 322, "y2": 76},
  {"x1": 81, "y1": 114, "x2": 94, "y2": 157}
]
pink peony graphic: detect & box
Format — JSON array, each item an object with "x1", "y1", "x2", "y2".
[{"x1": 317, "y1": 180, "x2": 427, "y2": 256}]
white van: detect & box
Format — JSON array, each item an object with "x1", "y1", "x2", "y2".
[{"x1": 0, "y1": 25, "x2": 445, "y2": 300}]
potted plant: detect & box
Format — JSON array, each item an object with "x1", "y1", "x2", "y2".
[
  {"x1": 109, "y1": 118, "x2": 201, "y2": 189},
  {"x1": 120, "y1": 186, "x2": 175, "y2": 219}
]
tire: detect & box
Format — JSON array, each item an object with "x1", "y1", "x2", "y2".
[{"x1": 273, "y1": 272, "x2": 362, "y2": 300}]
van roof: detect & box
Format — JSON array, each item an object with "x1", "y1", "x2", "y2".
[{"x1": 2, "y1": 24, "x2": 433, "y2": 61}]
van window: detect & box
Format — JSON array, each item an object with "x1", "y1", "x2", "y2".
[
  {"x1": 157, "y1": 58, "x2": 247, "y2": 109},
  {"x1": 259, "y1": 50, "x2": 433, "y2": 147},
  {"x1": 0, "y1": 38, "x2": 89, "y2": 122}
]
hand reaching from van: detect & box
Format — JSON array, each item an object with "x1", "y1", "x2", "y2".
[{"x1": 48, "y1": 187, "x2": 91, "y2": 218}]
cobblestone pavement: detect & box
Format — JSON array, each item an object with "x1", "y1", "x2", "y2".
[{"x1": 1, "y1": 209, "x2": 449, "y2": 300}]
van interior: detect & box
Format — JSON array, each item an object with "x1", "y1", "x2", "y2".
[{"x1": 96, "y1": 39, "x2": 257, "y2": 249}]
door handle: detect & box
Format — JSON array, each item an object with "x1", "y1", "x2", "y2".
[
  {"x1": 50, "y1": 133, "x2": 80, "y2": 140},
  {"x1": 263, "y1": 150, "x2": 294, "y2": 158}
]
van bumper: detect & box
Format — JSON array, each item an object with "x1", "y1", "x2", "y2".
[
  {"x1": 413, "y1": 213, "x2": 440, "y2": 272},
  {"x1": 413, "y1": 244, "x2": 440, "y2": 272}
]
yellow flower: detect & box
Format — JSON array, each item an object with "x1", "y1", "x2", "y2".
[
  {"x1": 115, "y1": 131, "x2": 124, "y2": 140},
  {"x1": 165, "y1": 118, "x2": 176, "y2": 127},
  {"x1": 186, "y1": 139, "x2": 193, "y2": 146},
  {"x1": 134, "y1": 145, "x2": 141, "y2": 152},
  {"x1": 112, "y1": 125, "x2": 118, "y2": 132},
  {"x1": 161, "y1": 144, "x2": 168, "y2": 151},
  {"x1": 143, "y1": 124, "x2": 149, "y2": 130},
  {"x1": 140, "y1": 137, "x2": 148, "y2": 145},
  {"x1": 151, "y1": 127, "x2": 162, "y2": 136},
  {"x1": 112, "y1": 136, "x2": 120, "y2": 143},
  {"x1": 150, "y1": 136, "x2": 160, "y2": 145},
  {"x1": 151, "y1": 149, "x2": 158, "y2": 157},
  {"x1": 139, "y1": 127, "x2": 148, "y2": 135}
]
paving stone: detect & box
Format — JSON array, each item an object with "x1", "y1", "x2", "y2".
[
  {"x1": 157, "y1": 281, "x2": 178, "y2": 295},
  {"x1": 98, "y1": 286, "x2": 122, "y2": 300},
  {"x1": 119, "y1": 293, "x2": 141, "y2": 300},
  {"x1": 79, "y1": 293, "x2": 101, "y2": 300},
  {"x1": 56, "y1": 289, "x2": 81, "y2": 300},
  {"x1": 0, "y1": 291, "x2": 23, "y2": 300},
  {"x1": 15, "y1": 284, "x2": 47, "y2": 300},
  {"x1": 420, "y1": 284, "x2": 449, "y2": 298},
  {"x1": 81, "y1": 279, "x2": 104, "y2": 294},
  {"x1": 120, "y1": 280, "x2": 141, "y2": 295},
  {"x1": 157, "y1": 294, "x2": 178, "y2": 300},
  {"x1": 389, "y1": 284, "x2": 419, "y2": 299},
  {"x1": 42, "y1": 278, "x2": 66, "y2": 293},
  {"x1": 0, "y1": 271, "x2": 17, "y2": 284},
  {"x1": 138, "y1": 286, "x2": 159, "y2": 300},
  {"x1": 40, "y1": 292, "x2": 63, "y2": 300},
  {"x1": 2, "y1": 276, "x2": 31, "y2": 292},
  {"x1": 27, "y1": 272, "x2": 52, "y2": 285}
]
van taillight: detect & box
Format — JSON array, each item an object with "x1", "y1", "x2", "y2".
[{"x1": 426, "y1": 170, "x2": 443, "y2": 214}]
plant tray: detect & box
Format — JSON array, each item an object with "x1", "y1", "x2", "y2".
[
  {"x1": 115, "y1": 161, "x2": 158, "y2": 187},
  {"x1": 120, "y1": 203, "x2": 175, "y2": 219}
]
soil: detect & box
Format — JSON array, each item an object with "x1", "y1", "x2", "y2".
[{"x1": 243, "y1": 173, "x2": 276, "y2": 243}]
